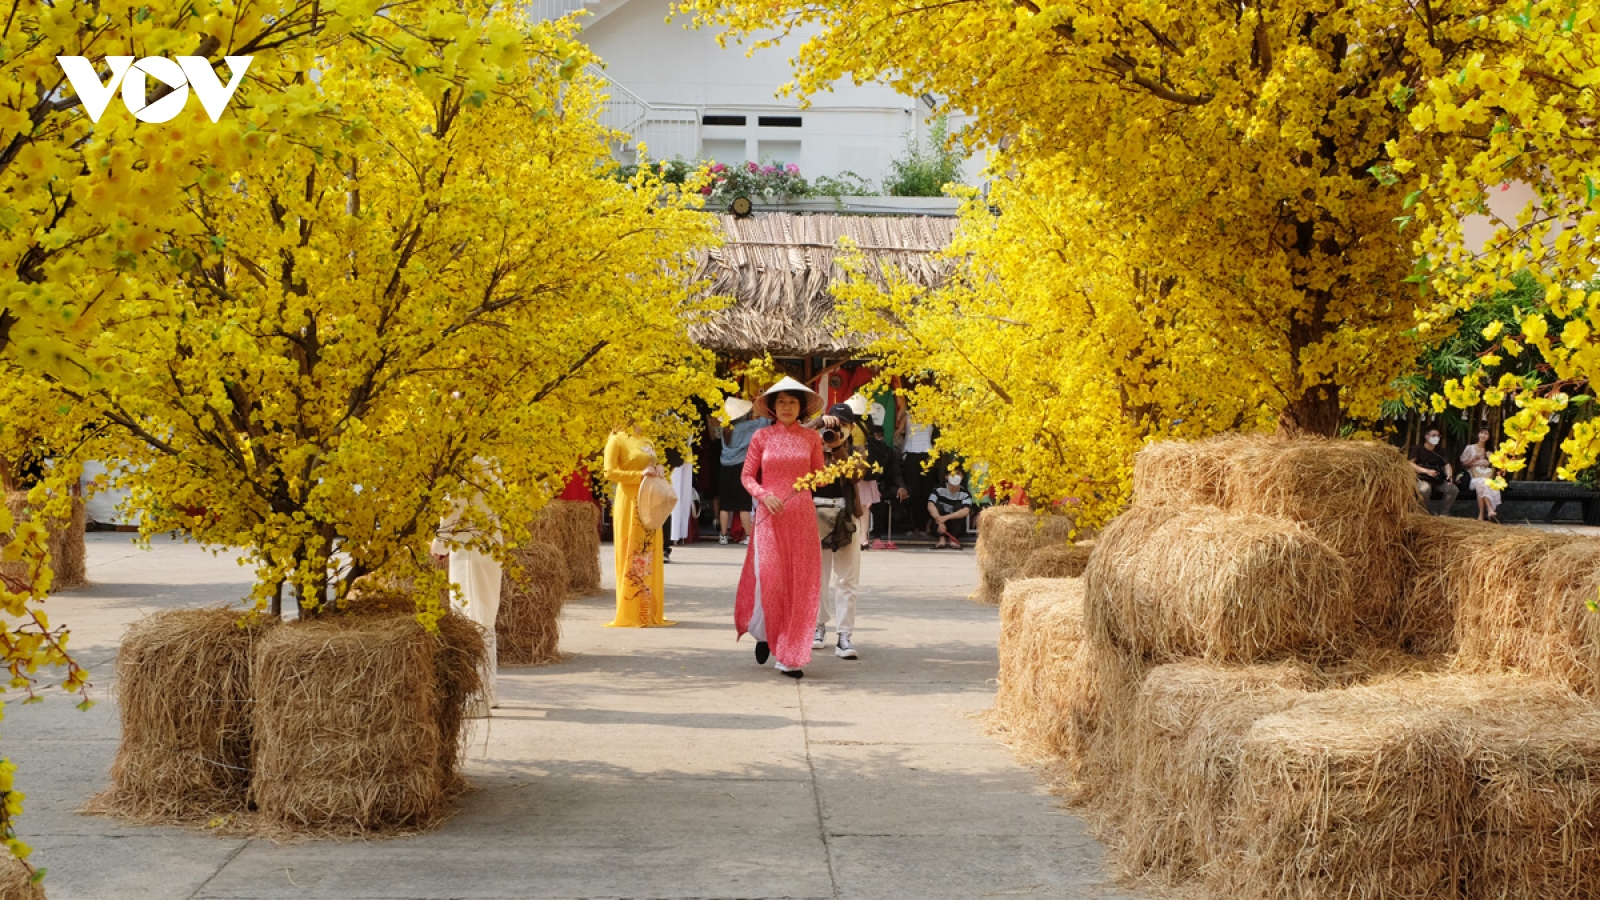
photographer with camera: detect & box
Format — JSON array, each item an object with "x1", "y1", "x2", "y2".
[{"x1": 810, "y1": 403, "x2": 866, "y2": 659}]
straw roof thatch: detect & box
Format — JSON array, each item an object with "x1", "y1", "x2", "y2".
[{"x1": 690, "y1": 212, "x2": 961, "y2": 356}]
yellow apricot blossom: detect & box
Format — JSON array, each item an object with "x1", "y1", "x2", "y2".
[{"x1": 1404, "y1": 1, "x2": 1600, "y2": 480}]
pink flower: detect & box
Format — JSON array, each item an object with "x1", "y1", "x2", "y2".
[
  {"x1": 747, "y1": 161, "x2": 759, "y2": 172},
  {"x1": 711, "y1": 162, "x2": 726, "y2": 173},
  {"x1": 701, "y1": 185, "x2": 713, "y2": 195},
  {"x1": 785, "y1": 164, "x2": 800, "y2": 175},
  {"x1": 761, "y1": 165, "x2": 776, "y2": 174}
]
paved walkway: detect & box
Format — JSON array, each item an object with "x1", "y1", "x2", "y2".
[{"x1": 9, "y1": 534, "x2": 1137, "y2": 900}]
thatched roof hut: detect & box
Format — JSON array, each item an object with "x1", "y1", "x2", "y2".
[{"x1": 690, "y1": 212, "x2": 961, "y2": 356}]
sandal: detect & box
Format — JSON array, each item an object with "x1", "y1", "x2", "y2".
[{"x1": 949, "y1": 537, "x2": 963, "y2": 550}]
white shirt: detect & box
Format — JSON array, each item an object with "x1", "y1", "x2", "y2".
[{"x1": 903, "y1": 415, "x2": 934, "y2": 454}]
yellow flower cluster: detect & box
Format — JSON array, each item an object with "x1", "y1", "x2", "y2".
[
  {"x1": 793, "y1": 453, "x2": 880, "y2": 494},
  {"x1": 1401, "y1": 1, "x2": 1600, "y2": 479}
]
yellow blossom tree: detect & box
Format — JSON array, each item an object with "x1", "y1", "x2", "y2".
[
  {"x1": 1404, "y1": 1, "x2": 1600, "y2": 480},
  {"x1": 50, "y1": 10, "x2": 722, "y2": 618},
  {"x1": 834, "y1": 171, "x2": 1277, "y2": 529},
  {"x1": 0, "y1": 0, "x2": 718, "y2": 861},
  {"x1": 680, "y1": 0, "x2": 1522, "y2": 513},
  {"x1": 0, "y1": 0, "x2": 479, "y2": 862}
]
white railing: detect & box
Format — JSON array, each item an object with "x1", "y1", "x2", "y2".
[
  {"x1": 587, "y1": 66, "x2": 701, "y2": 163},
  {"x1": 527, "y1": 0, "x2": 592, "y2": 22}
]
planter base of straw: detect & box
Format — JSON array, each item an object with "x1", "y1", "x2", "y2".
[
  {"x1": 974, "y1": 506, "x2": 1075, "y2": 605},
  {"x1": 250, "y1": 616, "x2": 466, "y2": 834},
  {"x1": 2, "y1": 491, "x2": 88, "y2": 592},
  {"x1": 529, "y1": 500, "x2": 601, "y2": 596},
  {"x1": 497, "y1": 544, "x2": 569, "y2": 666},
  {"x1": 0, "y1": 854, "x2": 43, "y2": 900},
  {"x1": 87, "y1": 608, "x2": 273, "y2": 824}
]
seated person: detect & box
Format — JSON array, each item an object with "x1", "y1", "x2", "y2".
[
  {"x1": 1409, "y1": 426, "x2": 1458, "y2": 516},
  {"x1": 927, "y1": 463, "x2": 975, "y2": 549}
]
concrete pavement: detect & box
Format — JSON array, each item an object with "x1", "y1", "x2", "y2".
[{"x1": 6, "y1": 533, "x2": 1139, "y2": 900}]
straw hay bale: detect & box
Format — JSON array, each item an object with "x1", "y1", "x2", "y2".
[
  {"x1": 1019, "y1": 542, "x2": 1094, "y2": 579},
  {"x1": 0, "y1": 854, "x2": 43, "y2": 900},
  {"x1": 1223, "y1": 673, "x2": 1600, "y2": 900},
  {"x1": 1529, "y1": 539, "x2": 1600, "y2": 695},
  {"x1": 1220, "y1": 437, "x2": 1416, "y2": 634},
  {"x1": 1, "y1": 492, "x2": 87, "y2": 592},
  {"x1": 250, "y1": 617, "x2": 447, "y2": 833},
  {"x1": 1227, "y1": 675, "x2": 1477, "y2": 900},
  {"x1": 529, "y1": 500, "x2": 601, "y2": 596},
  {"x1": 497, "y1": 544, "x2": 569, "y2": 667},
  {"x1": 1130, "y1": 435, "x2": 1251, "y2": 508},
  {"x1": 974, "y1": 506, "x2": 1075, "y2": 605},
  {"x1": 430, "y1": 611, "x2": 486, "y2": 790},
  {"x1": 1085, "y1": 506, "x2": 1354, "y2": 663},
  {"x1": 331, "y1": 594, "x2": 486, "y2": 789},
  {"x1": 1398, "y1": 515, "x2": 1503, "y2": 655},
  {"x1": 90, "y1": 608, "x2": 274, "y2": 824},
  {"x1": 993, "y1": 579, "x2": 1099, "y2": 768},
  {"x1": 1456, "y1": 679, "x2": 1600, "y2": 900},
  {"x1": 1449, "y1": 529, "x2": 1575, "y2": 677},
  {"x1": 1107, "y1": 661, "x2": 1316, "y2": 884}
]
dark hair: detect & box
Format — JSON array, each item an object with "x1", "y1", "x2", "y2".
[{"x1": 773, "y1": 390, "x2": 808, "y2": 413}]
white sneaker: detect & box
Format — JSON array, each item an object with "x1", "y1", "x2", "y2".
[
  {"x1": 774, "y1": 661, "x2": 804, "y2": 679},
  {"x1": 813, "y1": 624, "x2": 826, "y2": 649},
  {"x1": 836, "y1": 633, "x2": 858, "y2": 660}
]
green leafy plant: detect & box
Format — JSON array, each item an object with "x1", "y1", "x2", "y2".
[{"x1": 884, "y1": 117, "x2": 965, "y2": 197}]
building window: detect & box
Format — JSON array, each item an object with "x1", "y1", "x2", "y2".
[
  {"x1": 757, "y1": 116, "x2": 803, "y2": 128},
  {"x1": 702, "y1": 114, "x2": 748, "y2": 127}
]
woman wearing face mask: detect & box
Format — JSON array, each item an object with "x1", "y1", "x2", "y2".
[
  {"x1": 927, "y1": 462, "x2": 976, "y2": 549},
  {"x1": 734, "y1": 377, "x2": 826, "y2": 678}
]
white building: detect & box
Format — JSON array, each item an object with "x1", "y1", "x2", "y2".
[{"x1": 531, "y1": 0, "x2": 980, "y2": 192}]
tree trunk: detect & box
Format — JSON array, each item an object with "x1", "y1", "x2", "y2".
[{"x1": 1277, "y1": 383, "x2": 1342, "y2": 437}]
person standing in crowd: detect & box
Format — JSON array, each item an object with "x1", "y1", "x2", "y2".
[
  {"x1": 603, "y1": 424, "x2": 674, "y2": 627},
  {"x1": 899, "y1": 406, "x2": 936, "y2": 535},
  {"x1": 1409, "y1": 425, "x2": 1458, "y2": 516},
  {"x1": 1461, "y1": 426, "x2": 1502, "y2": 523},
  {"x1": 863, "y1": 398, "x2": 907, "y2": 548},
  {"x1": 719, "y1": 397, "x2": 766, "y2": 545},
  {"x1": 811, "y1": 405, "x2": 864, "y2": 660},
  {"x1": 927, "y1": 461, "x2": 976, "y2": 549},
  {"x1": 734, "y1": 377, "x2": 825, "y2": 678}
]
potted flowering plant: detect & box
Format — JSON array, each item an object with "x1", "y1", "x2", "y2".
[{"x1": 703, "y1": 160, "x2": 809, "y2": 204}]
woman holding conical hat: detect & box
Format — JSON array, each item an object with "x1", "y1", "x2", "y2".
[
  {"x1": 735, "y1": 376, "x2": 826, "y2": 678},
  {"x1": 603, "y1": 420, "x2": 675, "y2": 628}
]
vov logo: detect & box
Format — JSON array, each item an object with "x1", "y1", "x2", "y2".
[{"x1": 56, "y1": 56, "x2": 253, "y2": 124}]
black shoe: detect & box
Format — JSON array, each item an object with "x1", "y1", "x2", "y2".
[
  {"x1": 776, "y1": 662, "x2": 803, "y2": 679},
  {"x1": 754, "y1": 641, "x2": 770, "y2": 664}
]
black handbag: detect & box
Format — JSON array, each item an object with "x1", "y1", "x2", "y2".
[{"x1": 816, "y1": 505, "x2": 856, "y2": 551}]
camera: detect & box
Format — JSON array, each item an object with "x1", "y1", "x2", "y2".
[{"x1": 821, "y1": 427, "x2": 841, "y2": 444}]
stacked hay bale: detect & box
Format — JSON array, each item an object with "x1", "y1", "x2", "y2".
[
  {"x1": 2, "y1": 491, "x2": 88, "y2": 591},
  {"x1": 528, "y1": 500, "x2": 601, "y2": 596},
  {"x1": 88, "y1": 608, "x2": 275, "y2": 824},
  {"x1": 1019, "y1": 541, "x2": 1094, "y2": 579},
  {"x1": 997, "y1": 433, "x2": 1600, "y2": 899},
  {"x1": 973, "y1": 505, "x2": 1075, "y2": 604},
  {"x1": 497, "y1": 543, "x2": 570, "y2": 666}
]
